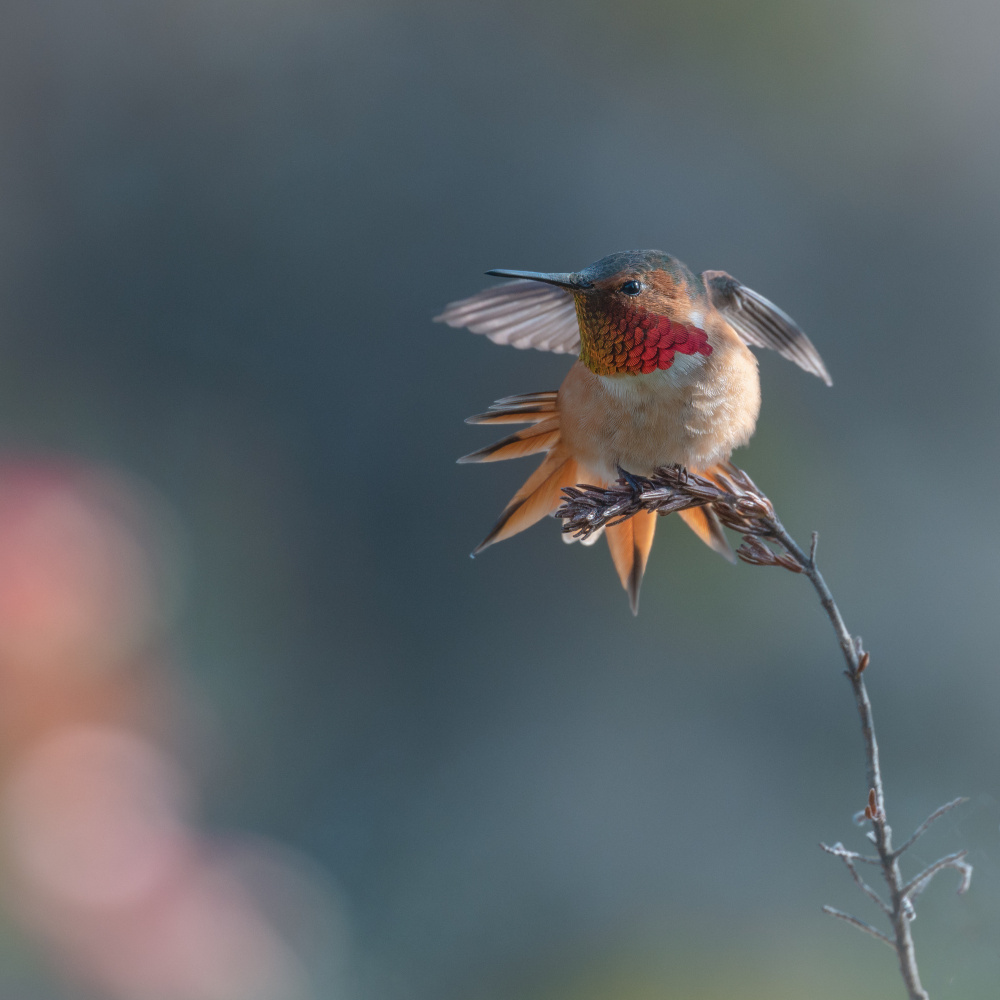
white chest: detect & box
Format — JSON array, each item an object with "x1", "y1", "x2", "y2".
[
  {"x1": 559, "y1": 346, "x2": 758, "y2": 480},
  {"x1": 596, "y1": 351, "x2": 708, "y2": 402}
]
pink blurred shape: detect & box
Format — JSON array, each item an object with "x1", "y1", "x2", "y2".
[
  {"x1": 0, "y1": 463, "x2": 159, "y2": 676},
  {"x1": 0, "y1": 463, "x2": 345, "y2": 1000},
  {"x1": 2, "y1": 726, "x2": 314, "y2": 1000},
  {"x1": 3, "y1": 726, "x2": 190, "y2": 909}
]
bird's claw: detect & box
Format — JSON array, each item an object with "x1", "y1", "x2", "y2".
[{"x1": 615, "y1": 466, "x2": 647, "y2": 497}]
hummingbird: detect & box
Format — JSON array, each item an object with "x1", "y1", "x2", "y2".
[{"x1": 436, "y1": 250, "x2": 831, "y2": 614}]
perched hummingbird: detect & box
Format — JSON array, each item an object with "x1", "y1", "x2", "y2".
[{"x1": 436, "y1": 250, "x2": 831, "y2": 613}]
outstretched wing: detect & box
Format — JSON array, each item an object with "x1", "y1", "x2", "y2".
[
  {"x1": 434, "y1": 279, "x2": 581, "y2": 354},
  {"x1": 703, "y1": 270, "x2": 832, "y2": 386}
]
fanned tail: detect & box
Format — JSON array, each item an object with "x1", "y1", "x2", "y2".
[
  {"x1": 472, "y1": 446, "x2": 578, "y2": 554},
  {"x1": 458, "y1": 416, "x2": 560, "y2": 464},
  {"x1": 464, "y1": 391, "x2": 558, "y2": 426},
  {"x1": 469, "y1": 392, "x2": 581, "y2": 555},
  {"x1": 463, "y1": 395, "x2": 739, "y2": 611}
]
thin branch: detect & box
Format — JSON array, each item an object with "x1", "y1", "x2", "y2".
[
  {"x1": 555, "y1": 465, "x2": 970, "y2": 1000},
  {"x1": 822, "y1": 905, "x2": 896, "y2": 949},
  {"x1": 902, "y1": 851, "x2": 973, "y2": 900},
  {"x1": 820, "y1": 841, "x2": 881, "y2": 866},
  {"x1": 821, "y1": 843, "x2": 891, "y2": 914},
  {"x1": 893, "y1": 798, "x2": 970, "y2": 860}
]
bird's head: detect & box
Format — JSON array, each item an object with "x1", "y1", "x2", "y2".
[{"x1": 488, "y1": 250, "x2": 713, "y2": 377}]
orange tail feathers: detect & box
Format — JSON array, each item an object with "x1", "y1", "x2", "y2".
[
  {"x1": 468, "y1": 392, "x2": 578, "y2": 556},
  {"x1": 472, "y1": 446, "x2": 577, "y2": 555},
  {"x1": 457, "y1": 416, "x2": 560, "y2": 464},
  {"x1": 677, "y1": 506, "x2": 736, "y2": 563},
  {"x1": 603, "y1": 463, "x2": 736, "y2": 614},
  {"x1": 604, "y1": 511, "x2": 657, "y2": 615},
  {"x1": 464, "y1": 396, "x2": 739, "y2": 609},
  {"x1": 673, "y1": 463, "x2": 738, "y2": 563}
]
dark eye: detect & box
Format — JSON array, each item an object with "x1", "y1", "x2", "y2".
[{"x1": 620, "y1": 280, "x2": 642, "y2": 296}]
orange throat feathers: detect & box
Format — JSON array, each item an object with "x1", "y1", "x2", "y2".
[{"x1": 575, "y1": 297, "x2": 712, "y2": 376}]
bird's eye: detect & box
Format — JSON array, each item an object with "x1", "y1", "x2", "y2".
[{"x1": 620, "y1": 280, "x2": 642, "y2": 296}]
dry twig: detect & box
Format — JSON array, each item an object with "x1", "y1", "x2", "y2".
[{"x1": 556, "y1": 464, "x2": 970, "y2": 1000}]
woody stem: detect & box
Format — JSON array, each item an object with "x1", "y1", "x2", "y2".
[{"x1": 769, "y1": 520, "x2": 928, "y2": 1000}]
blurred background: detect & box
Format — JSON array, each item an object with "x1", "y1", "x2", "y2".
[{"x1": 0, "y1": 0, "x2": 998, "y2": 997}]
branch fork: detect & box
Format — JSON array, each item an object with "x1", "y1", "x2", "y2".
[{"x1": 556, "y1": 465, "x2": 970, "y2": 1000}]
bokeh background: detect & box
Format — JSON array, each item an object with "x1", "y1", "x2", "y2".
[{"x1": 0, "y1": 1, "x2": 998, "y2": 997}]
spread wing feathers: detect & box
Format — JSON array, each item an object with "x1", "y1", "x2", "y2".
[
  {"x1": 472, "y1": 448, "x2": 579, "y2": 555},
  {"x1": 605, "y1": 511, "x2": 658, "y2": 615},
  {"x1": 677, "y1": 507, "x2": 736, "y2": 563},
  {"x1": 465, "y1": 390, "x2": 559, "y2": 425},
  {"x1": 458, "y1": 417, "x2": 560, "y2": 463},
  {"x1": 435, "y1": 280, "x2": 582, "y2": 354},
  {"x1": 702, "y1": 270, "x2": 832, "y2": 386}
]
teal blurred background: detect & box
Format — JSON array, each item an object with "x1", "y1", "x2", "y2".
[{"x1": 0, "y1": 1, "x2": 998, "y2": 997}]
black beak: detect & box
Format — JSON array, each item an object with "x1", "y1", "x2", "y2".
[{"x1": 485, "y1": 269, "x2": 592, "y2": 290}]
